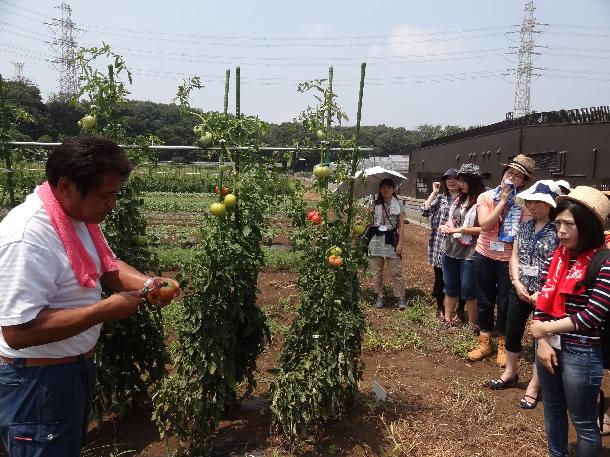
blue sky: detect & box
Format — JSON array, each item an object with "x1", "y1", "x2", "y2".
[{"x1": 1, "y1": 0, "x2": 609, "y2": 128}]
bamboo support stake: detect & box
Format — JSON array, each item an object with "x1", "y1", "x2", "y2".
[
  {"x1": 234, "y1": 67, "x2": 241, "y2": 226},
  {"x1": 0, "y1": 74, "x2": 15, "y2": 208},
  {"x1": 346, "y1": 63, "x2": 367, "y2": 239},
  {"x1": 224, "y1": 69, "x2": 230, "y2": 115}
]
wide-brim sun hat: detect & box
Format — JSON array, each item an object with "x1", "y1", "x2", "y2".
[
  {"x1": 556, "y1": 186, "x2": 610, "y2": 228},
  {"x1": 515, "y1": 180, "x2": 561, "y2": 208},
  {"x1": 556, "y1": 179, "x2": 572, "y2": 194},
  {"x1": 457, "y1": 163, "x2": 490, "y2": 180},
  {"x1": 441, "y1": 168, "x2": 459, "y2": 180},
  {"x1": 502, "y1": 153, "x2": 535, "y2": 179}
]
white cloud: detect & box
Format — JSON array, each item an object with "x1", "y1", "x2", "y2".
[{"x1": 369, "y1": 24, "x2": 459, "y2": 59}]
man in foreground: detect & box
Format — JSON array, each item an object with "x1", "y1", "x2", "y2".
[{"x1": 0, "y1": 136, "x2": 179, "y2": 456}]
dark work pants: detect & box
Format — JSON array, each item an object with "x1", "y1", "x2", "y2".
[
  {"x1": 0, "y1": 357, "x2": 96, "y2": 457},
  {"x1": 474, "y1": 252, "x2": 511, "y2": 335}
]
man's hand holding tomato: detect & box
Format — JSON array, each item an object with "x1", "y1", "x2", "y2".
[{"x1": 141, "y1": 277, "x2": 181, "y2": 306}]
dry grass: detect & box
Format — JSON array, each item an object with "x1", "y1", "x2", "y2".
[{"x1": 376, "y1": 378, "x2": 547, "y2": 457}]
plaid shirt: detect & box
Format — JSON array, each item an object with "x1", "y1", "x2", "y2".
[{"x1": 421, "y1": 193, "x2": 453, "y2": 267}]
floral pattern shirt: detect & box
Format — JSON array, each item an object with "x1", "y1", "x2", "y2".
[
  {"x1": 420, "y1": 193, "x2": 453, "y2": 267},
  {"x1": 515, "y1": 219, "x2": 559, "y2": 292}
]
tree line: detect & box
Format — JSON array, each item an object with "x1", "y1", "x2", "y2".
[{"x1": 2, "y1": 78, "x2": 469, "y2": 160}]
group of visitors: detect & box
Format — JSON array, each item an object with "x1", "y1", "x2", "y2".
[{"x1": 420, "y1": 155, "x2": 610, "y2": 456}]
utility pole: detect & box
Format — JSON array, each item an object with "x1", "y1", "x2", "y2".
[
  {"x1": 48, "y1": 3, "x2": 79, "y2": 97},
  {"x1": 513, "y1": 1, "x2": 537, "y2": 118}
]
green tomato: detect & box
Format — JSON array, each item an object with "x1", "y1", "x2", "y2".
[
  {"x1": 210, "y1": 202, "x2": 226, "y2": 217},
  {"x1": 223, "y1": 193, "x2": 237, "y2": 208},
  {"x1": 313, "y1": 165, "x2": 331, "y2": 179},
  {"x1": 197, "y1": 132, "x2": 214, "y2": 147},
  {"x1": 329, "y1": 246, "x2": 342, "y2": 256},
  {"x1": 353, "y1": 224, "x2": 366, "y2": 236},
  {"x1": 193, "y1": 125, "x2": 204, "y2": 136},
  {"x1": 81, "y1": 115, "x2": 96, "y2": 130},
  {"x1": 316, "y1": 129, "x2": 327, "y2": 140}
]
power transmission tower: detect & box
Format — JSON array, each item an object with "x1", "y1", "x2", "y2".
[
  {"x1": 513, "y1": 0, "x2": 537, "y2": 118},
  {"x1": 12, "y1": 62, "x2": 25, "y2": 82},
  {"x1": 48, "y1": 2, "x2": 79, "y2": 97}
]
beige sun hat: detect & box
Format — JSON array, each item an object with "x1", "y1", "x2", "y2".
[
  {"x1": 502, "y1": 154, "x2": 535, "y2": 179},
  {"x1": 556, "y1": 186, "x2": 610, "y2": 228},
  {"x1": 515, "y1": 180, "x2": 561, "y2": 208}
]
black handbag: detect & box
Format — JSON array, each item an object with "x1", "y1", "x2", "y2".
[
  {"x1": 385, "y1": 229, "x2": 399, "y2": 249},
  {"x1": 361, "y1": 225, "x2": 378, "y2": 246}
]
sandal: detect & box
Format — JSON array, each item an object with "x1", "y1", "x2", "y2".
[
  {"x1": 602, "y1": 414, "x2": 610, "y2": 436},
  {"x1": 518, "y1": 394, "x2": 539, "y2": 409},
  {"x1": 488, "y1": 373, "x2": 519, "y2": 390}
]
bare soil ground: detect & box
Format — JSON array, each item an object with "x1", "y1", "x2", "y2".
[{"x1": 4, "y1": 224, "x2": 610, "y2": 456}]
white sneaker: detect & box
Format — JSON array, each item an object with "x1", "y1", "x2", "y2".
[
  {"x1": 398, "y1": 298, "x2": 407, "y2": 310},
  {"x1": 375, "y1": 297, "x2": 384, "y2": 308}
]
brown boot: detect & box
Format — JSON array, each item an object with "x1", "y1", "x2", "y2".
[
  {"x1": 496, "y1": 336, "x2": 506, "y2": 367},
  {"x1": 468, "y1": 335, "x2": 492, "y2": 361}
]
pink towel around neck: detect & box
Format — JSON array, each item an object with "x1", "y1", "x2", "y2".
[{"x1": 36, "y1": 181, "x2": 118, "y2": 288}]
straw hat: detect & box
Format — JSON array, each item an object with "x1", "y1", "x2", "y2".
[
  {"x1": 515, "y1": 180, "x2": 561, "y2": 208},
  {"x1": 502, "y1": 154, "x2": 535, "y2": 179},
  {"x1": 556, "y1": 186, "x2": 610, "y2": 228}
]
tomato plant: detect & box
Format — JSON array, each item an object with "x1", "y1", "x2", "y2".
[
  {"x1": 152, "y1": 69, "x2": 278, "y2": 454},
  {"x1": 71, "y1": 44, "x2": 167, "y2": 421},
  {"x1": 270, "y1": 64, "x2": 369, "y2": 440}
]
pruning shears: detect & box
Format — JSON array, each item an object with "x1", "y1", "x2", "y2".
[{"x1": 139, "y1": 279, "x2": 168, "y2": 301}]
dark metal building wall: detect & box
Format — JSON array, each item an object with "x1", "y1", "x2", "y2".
[{"x1": 405, "y1": 122, "x2": 610, "y2": 198}]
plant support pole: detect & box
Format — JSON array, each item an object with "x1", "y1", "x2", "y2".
[
  {"x1": 346, "y1": 63, "x2": 367, "y2": 238},
  {"x1": 234, "y1": 67, "x2": 241, "y2": 226},
  {"x1": 0, "y1": 74, "x2": 15, "y2": 208},
  {"x1": 224, "y1": 69, "x2": 230, "y2": 115}
]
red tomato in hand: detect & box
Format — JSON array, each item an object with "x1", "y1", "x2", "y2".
[{"x1": 146, "y1": 281, "x2": 178, "y2": 304}]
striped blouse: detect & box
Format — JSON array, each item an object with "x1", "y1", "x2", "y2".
[{"x1": 533, "y1": 254, "x2": 610, "y2": 346}]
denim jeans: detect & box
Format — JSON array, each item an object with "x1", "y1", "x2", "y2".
[
  {"x1": 0, "y1": 357, "x2": 95, "y2": 456},
  {"x1": 473, "y1": 252, "x2": 510, "y2": 334},
  {"x1": 537, "y1": 342, "x2": 603, "y2": 457},
  {"x1": 441, "y1": 253, "x2": 475, "y2": 300}
]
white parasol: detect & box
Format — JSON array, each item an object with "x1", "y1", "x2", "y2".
[{"x1": 336, "y1": 166, "x2": 407, "y2": 198}]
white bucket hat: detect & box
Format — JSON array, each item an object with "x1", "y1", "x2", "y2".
[
  {"x1": 555, "y1": 179, "x2": 572, "y2": 195},
  {"x1": 515, "y1": 180, "x2": 561, "y2": 208}
]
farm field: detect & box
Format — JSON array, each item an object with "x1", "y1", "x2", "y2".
[
  {"x1": 2, "y1": 53, "x2": 610, "y2": 457},
  {"x1": 53, "y1": 197, "x2": 610, "y2": 456}
]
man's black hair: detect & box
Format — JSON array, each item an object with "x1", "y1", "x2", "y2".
[
  {"x1": 46, "y1": 136, "x2": 134, "y2": 196},
  {"x1": 555, "y1": 200, "x2": 605, "y2": 253}
]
